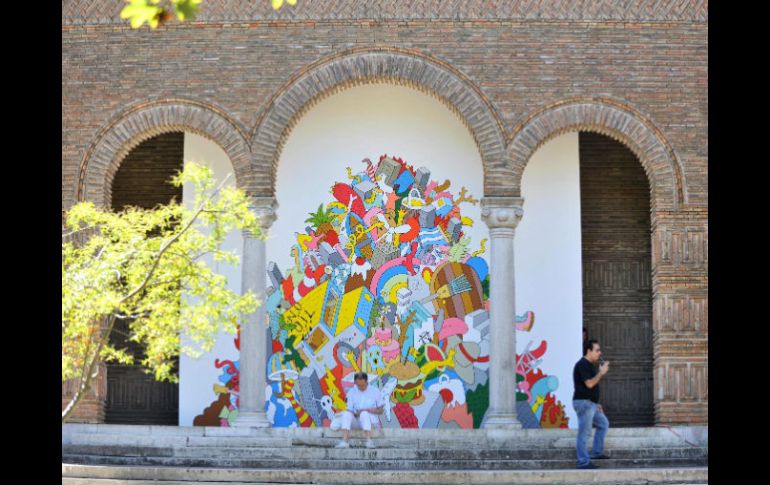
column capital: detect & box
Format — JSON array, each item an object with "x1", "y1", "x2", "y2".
[
  {"x1": 244, "y1": 197, "x2": 278, "y2": 237},
  {"x1": 481, "y1": 197, "x2": 524, "y2": 231}
]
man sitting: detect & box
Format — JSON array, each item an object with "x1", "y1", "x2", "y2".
[{"x1": 335, "y1": 372, "x2": 384, "y2": 449}]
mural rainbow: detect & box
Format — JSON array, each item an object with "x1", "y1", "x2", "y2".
[{"x1": 194, "y1": 155, "x2": 568, "y2": 429}]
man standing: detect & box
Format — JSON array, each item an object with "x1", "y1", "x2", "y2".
[
  {"x1": 572, "y1": 339, "x2": 611, "y2": 469},
  {"x1": 335, "y1": 372, "x2": 384, "y2": 449}
]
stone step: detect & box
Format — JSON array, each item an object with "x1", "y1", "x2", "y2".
[
  {"x1": 61, "y1": 463, "x2": 709, "y2": 484},
  {"x1": 64, "y1": 432, "x2": 691, "y2": 451},
  {"x1": 64, "y1": 432, "x2": 292, "y2": 448},
  {"x1": 62, "y1": 478, "x2": 708, "y2": 485},
  {"x1": 63, "y1": 453, "x2": 708, "y2": 471},
  {"x1": 286, "y1": 435, "x2": 688, "y2": 449},
  {"x1": 63, "y1": 444, "x2": 707, "y2": 461},
  {"x1": 62, "y1": 423, "x2": 708, "y2": 442}
]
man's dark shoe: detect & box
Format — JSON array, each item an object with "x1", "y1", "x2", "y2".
[
  {"x1": 590, "y1": 454, "x2": 611, "y2": 460},
  {"x1": 577, "y1": 463, "x2": 599, "y2": 469}
]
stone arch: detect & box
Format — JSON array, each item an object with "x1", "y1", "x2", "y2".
[
  {"x1": 77, "y1": 99, "x2": 251, "y2": 207},
  {"x1": 507, "y1": 98, "x2": 686, "y2": 211},
  {"x1": 249, "y1": 47, "x2": 509, "y2": 197}
]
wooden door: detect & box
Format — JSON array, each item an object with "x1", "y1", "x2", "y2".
[{"x1": 579, "y1": 132, "x2": 654, "y2": 427}]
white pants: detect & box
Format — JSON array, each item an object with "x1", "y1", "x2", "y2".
[{"x1": 340, "y1": 410, "x2": 379, "y2": 431}]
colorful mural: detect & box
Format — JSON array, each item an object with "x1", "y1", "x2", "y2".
[{"x1": 194, "y1": 155, "x2": 568, "y2": 429}]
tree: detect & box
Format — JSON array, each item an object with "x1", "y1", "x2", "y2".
[
  {"x1": 120, "y1": 0, "x2": 297, "y2": 29},
  {"x1": 61, "y1": 163, "x2": 263, "y2": 422}
]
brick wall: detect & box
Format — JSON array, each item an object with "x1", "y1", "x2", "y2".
[
  {"x1": 61, "y1": 4, "x2": 707, "y2": 425},
  {"x1": 62, "y1": 362, "x2": 107, "y2": 423},
  {"x1": 62, "y1": 17, "x2": 707, "y2": 210}
]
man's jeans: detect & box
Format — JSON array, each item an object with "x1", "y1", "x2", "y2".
[{"x1": 572, "y1": 399, "x2": 610, "y2": 466}]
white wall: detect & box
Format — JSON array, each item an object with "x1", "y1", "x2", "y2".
[
  {"x1": 269, "y1": 84, "x2": 487, "y2": 276},
  {"x1": 515, "y1": 132, "x2": 583, "y2": 428},
  {"x1": 179, "y1": 133, "x2": 244, "y2": 426},
  {"x1": 177, "y1": 85, "x2": 584, "y2": 429},
  {"x1": 271, "y1": 85, "x2": 583, "y2": 428}
]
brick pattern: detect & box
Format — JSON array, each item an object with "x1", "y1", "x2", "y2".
[
  {"x1": 62, "y1": 362, "x2": 107, "y2": 423},
  {"x1": 251, "y1": 49, "x2": 507, "y2": 197},
  {"x1": 508, "y1": 100, "x2": 685, "y2": 211},
  {"x1": 656, "y1": 362, "x2": 708, "y2": 404},
  {"x1": 62, "y1": 0, "x2": 709, "y2": 25},
  {"x1": 77, "y1": 100, "x2": 250, "y2": 207},
  {"x1": 650, "y1": 207, "x2": 707, "y2": 423},
  {"x1": 62, "y1": 10, "x2": 707, "y2": 425},
  {"x1": 62, "y1": 223, "x2": 109, "y2": 424},
  {"x1": 63, "y1": 21, "x2": 707, "y2": 210},
  {"x1": 652, "y1": 212, "x2": 708, "y2": 276},
  {"x1": 653, "y1": 293, "x2": 708, "y2": 336}
]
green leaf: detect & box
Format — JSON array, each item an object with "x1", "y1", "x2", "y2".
[
  {"x1": 120, "y1": 0, "x2": 162, "y2": 29},
  {"x1": 63, "y1": 162, "x2": 263, "y2": 419},
  {"x1": 173, "y1": 0, "x2": 202, "y2": 21}
]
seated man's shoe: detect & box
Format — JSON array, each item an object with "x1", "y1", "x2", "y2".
[
  {"x1": 590, "y1": 453, "x2": 611, "y2": 460},
  {"x1": 577, "y1": 462, "x2": 599, "y2": 469},
  {"x1": 365, "y1": 439, "x2": 376, "y2": 449},
  {"x1": 334, "y1": 440, "x2": 350, "y2": 448}
]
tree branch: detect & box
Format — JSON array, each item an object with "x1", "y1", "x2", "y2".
[
  {"x1": 120, "y1": 174, "x2": 232, "y2": 305},
  {"x1": 62, "y1": 314, "x2": 117, "y2": 422},
  {"x1": 61, "y1": 223, "x2": 103, "y2": 240}
]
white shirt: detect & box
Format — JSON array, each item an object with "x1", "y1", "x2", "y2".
[{"x1": 345, "y1": 384, "x2": 384, "y2": 413}]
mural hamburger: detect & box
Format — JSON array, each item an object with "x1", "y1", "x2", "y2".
[
  {"x1": 197, "y1": 154, "x2": 569, "y2": 430},
  {"x1": 389, "y1": 359, "x2": 425, "y2": 406}
]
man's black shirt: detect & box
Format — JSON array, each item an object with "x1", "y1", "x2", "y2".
[{"x1": 573, "y1": 357, "x2": 600, "y2": 403}]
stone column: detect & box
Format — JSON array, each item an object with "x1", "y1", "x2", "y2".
[
  {"x1": 233, "y1": 198, "x2": 277, "y2": 428},
  {"x1": 481, "y1": 197, "x2": 524, "y2": 429}
]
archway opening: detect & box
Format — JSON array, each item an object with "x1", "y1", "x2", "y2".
[
  {"x1": 578, "y1": 131, "x2": 654, "y2": 427},
  {"x1": 107, "y1": 132, "x2": 185, "y2": 425},
  {"x1": 265, "y1": 83, "x2": 493, "y2": 429},
  {"x1": 107, "y1": 130, "x2": 243, "y2": 427}
]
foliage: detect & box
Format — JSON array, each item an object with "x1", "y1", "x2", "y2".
[
  {"x1": 62, "y1": 163, "x2": 263, "y2": 420},
  {"x1": 121, "y1": 0, "x2": 298, "y2": 29}
]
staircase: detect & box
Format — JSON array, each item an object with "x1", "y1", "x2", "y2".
[{"x1": 62, "y1": 424, "x2": 708, "y2": 484}]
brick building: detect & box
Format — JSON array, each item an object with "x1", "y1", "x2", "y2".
[{"x1": 62, "y1": 1, "x2": 707, "y2": 427}]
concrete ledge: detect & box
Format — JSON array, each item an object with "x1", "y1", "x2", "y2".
[
  {"x1": 62, "y1": 464, "x2": 709, "y2": 484},
  {"x1": 63, "y1": 444, "x2": 707, "y2": 461},
  {"x1": 62, "y1": 424, "x2": 708, "y2": 451},
  {"x1": 63, "y1": 423, "x2": 708, "y2": 440}
]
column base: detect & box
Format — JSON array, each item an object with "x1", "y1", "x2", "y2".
[
  {"x1": 232, "y1": 411, "x2": 271, "y2": 428},
  {"x1": 482, "y1": 412, "x2": 522, "y2": 429}
]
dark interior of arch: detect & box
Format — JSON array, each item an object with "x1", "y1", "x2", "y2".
[
  {"x1": 111, "y1": 132, "x2": 185, "y2": 211},
  {"x1": 579, "y1": 131, "x2": 654, "y2": 427},
  {"x1": 108, "y1": 132, "x2": 184, "y2": 425}
]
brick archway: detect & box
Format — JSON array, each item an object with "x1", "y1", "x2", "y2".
[
  {"x1": 507, "y1": 99, "x2": 686, "y2": 212},
  {"x1": 77, "y1": 99, "x2": 251, "y2": 207},
  {"x1": 507, "y1": 99, "x2": 700, "y2": 425},
  {"x1": 249, "y1": 47, "x2": 509, "y2": 197}
]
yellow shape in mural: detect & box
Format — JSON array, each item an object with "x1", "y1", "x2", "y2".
[
  {"x1": 284, "y1": 281, "x2": 328, "y2": 340},
  {"x1": 334, "y1": 286, "x2": 372, "y2": 336},
  {"x1": 324, "y1": 366, "x2": 346, "y2": 411}
]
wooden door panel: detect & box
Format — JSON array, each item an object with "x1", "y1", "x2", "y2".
[{"x1": 579, "y1": 132, "x2": 654, "y2": 427}]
